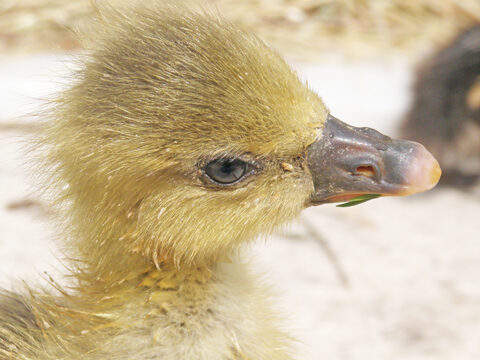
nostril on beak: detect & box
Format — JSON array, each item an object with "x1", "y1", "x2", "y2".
[{"x1": 354, "y1": 165, "x2": 378, "y2": 179}]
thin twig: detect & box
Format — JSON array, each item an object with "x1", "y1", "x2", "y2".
[{"x1": 301, "y1": 216, "x2": 350, "y2": 288}]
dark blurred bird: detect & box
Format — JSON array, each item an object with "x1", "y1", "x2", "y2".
[{"x1": 402, "y1": 25, "x2": 480, "y2": 187}]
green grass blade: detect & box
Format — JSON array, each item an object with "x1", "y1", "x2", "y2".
[{"x1": 336, "y1": 194, "x2": 381, "y2": 207}]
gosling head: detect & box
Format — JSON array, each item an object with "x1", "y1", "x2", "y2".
[{"x1": 45, "y1": 5, "x2": 440, "y2": 270}]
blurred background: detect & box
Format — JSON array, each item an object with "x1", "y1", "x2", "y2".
[{"x1": 1, "y1": 1, "x2": 479, "y2": 359}]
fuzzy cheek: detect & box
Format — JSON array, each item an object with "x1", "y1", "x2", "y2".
[
  {"x1": 133, "y1": 178, "x2": 310, "y2": 265},
  {"x1": 263, "y1": 170, "x2": 314, "y2": 203}
]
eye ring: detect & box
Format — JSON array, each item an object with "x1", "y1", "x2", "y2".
[{"x1": 204, "y1": 158, "x2": 252, "y2": 185}]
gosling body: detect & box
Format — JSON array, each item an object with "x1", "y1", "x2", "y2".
[{"x1": 2, "y1": 6, "x2": 317, "y2": 359}]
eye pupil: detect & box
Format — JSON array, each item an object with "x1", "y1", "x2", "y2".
[
  {"x1": 205, "y1": 159, "x2": 248, "y2": 184},
  {"x1": 221, "y1": 162, "x2": 234, "y2": 174}
]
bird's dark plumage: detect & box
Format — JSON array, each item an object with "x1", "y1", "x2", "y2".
[{"x1": 402, "y1": 25, "x2": 480, "y2": 187}]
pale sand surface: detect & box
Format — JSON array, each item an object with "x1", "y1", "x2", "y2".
[{"x1": 0, "y1": 55, "x2": 479, "y2": 359}]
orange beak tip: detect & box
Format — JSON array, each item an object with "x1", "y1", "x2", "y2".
[{"x1": 400, "y1": 146, "x2": 442, "y2": 196}]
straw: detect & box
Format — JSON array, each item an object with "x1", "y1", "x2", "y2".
[{"x1": 1, "y1": 0, "x2": 479, "y2": 59}]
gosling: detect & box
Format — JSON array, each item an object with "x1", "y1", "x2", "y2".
[{"x1": 0, "y1": 4, "x2": 440, "y2": 360}]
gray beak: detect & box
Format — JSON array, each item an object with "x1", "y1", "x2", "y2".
[{"x1": 306, "y1": 114, "x2": 441, "y2": 205}]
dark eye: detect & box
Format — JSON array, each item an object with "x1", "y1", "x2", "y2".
[{"x1": 205, "y1": 159, "x2": 249, "y2": 185}]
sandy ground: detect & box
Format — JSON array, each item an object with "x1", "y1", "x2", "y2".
[{"x1": 0, "y1": 54, "x2": 479, "y2": 359}]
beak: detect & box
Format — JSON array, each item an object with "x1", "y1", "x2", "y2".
[{"x1": 306, "y1": 114, "x2": 442, "y2": 206}]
